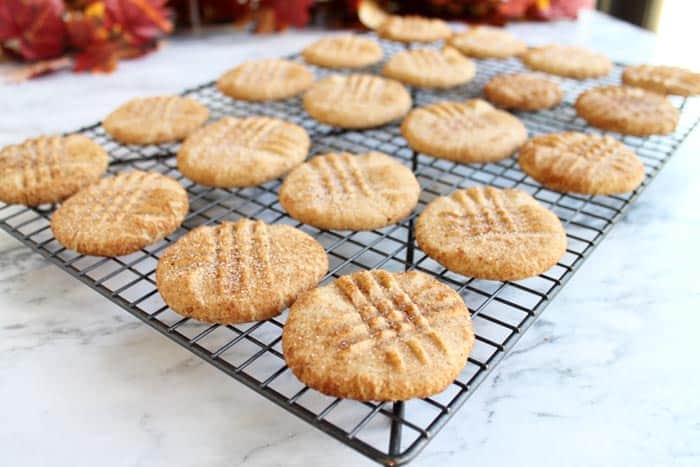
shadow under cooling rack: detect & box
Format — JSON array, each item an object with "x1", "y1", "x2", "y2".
[{"x1": 1, "y1": 36, "x2": 699, "y2": 465}]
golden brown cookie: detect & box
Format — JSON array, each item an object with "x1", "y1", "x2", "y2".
[
  {"x1": 483, "y1": 73, "x2": 563, "y2": 111},
  {"x1": 448, "y1": 26, "x2": 527, "y2": 59},
  {"x1": 217, "y1": 59, "x2": 314, "y2": 102},
  {"x1": 575, "y1": 86, "x2": 679, "y2": 136},
  {"x1": 283, "y1": 269, "x2": 474, "y2": 401},
  {"x1": 51, "y1": 171, "x2": 188, "y2": 256},
  {"x1": 279, "y1": 152, "x2": 420, "y2": 231},
  {"x1": 0, "y1": 135, "x2": 108, "y2": 206},
  {"x1": 376, "y1": 15, "x2": 452, "y2": 43},
  {"x1": 303, "y1": 74, "x2": 412, "y2": 129},
  {"x1": 381, "y1": 46, "x2": 476, "y2": 89},
  {"x1": 622, "y1": 64, "x2": 700, "y2": 96},
  {"x1": 103, "y1": 96, "x2": 209, "y2": 145},
  {"x1": 521, "y1": 45, "x2": 612, "y2": 79},
  {"x1": 302, "y1": 35, "x2": 383, "y2": 69},
  {"x1": 156, "y1": 219, "x2": 327, "y2": 324},
  {"x1": 519, "y1": 132, "x2": 645, "y2": 195},
  {"x1": 177, "y1": 116, "x2": 309, "y2": 188},
  {"x1": 416, "y1": 186, "x2": 567, "y2": 281},
  {"x1": 401, "y1": 99, "x2": 528, "y2": 163}
]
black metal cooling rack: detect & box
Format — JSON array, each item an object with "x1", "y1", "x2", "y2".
[{"x1": 1, "y1": 36, "x2": 699, "y2": 466}]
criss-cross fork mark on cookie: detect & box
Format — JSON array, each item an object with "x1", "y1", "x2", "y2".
[
  {"x1": 332, "y1": 271, "x2": 450, "y2": 371},
  {"x1": 4, "y1": 136, "x2": 66, "y2": 190},
  {"x1": 329, "y1": 74, "x2": 387, "y2": 102},
  {"x1": 378, "y1": 15, "x2": 451, "y2": 43},
  {"x1": 188, "y1": 117, "x2": 303, "y2": 160},
  {"x1": 308, "y1": 36, "x2": 376, "y2": 56},
  {"x1": 448, "y1": 27, "x2": 526, "y2": 57},
  {"x1": 88, "y1": 171, "x2": 180, "y2": 229},
  {"x1": 623, "y1": 65, "x2": 700, "y2": 96},
  {"x1": 92, "y1": 171, "x2": 148, "y2": 228},
  {"x1": 307, "y1": 153, "x2": 374, "y2": 199},
  {"x1": 205, "y1": 220, "x2": 277, "y2": 302},
  {"x1": 393, "y1": 49, "x2": 457, "y2": 70},
  {"x1": 543, "y1": 135, "x2": 637, "y2": 181},
  {"x1": 234, "y1": 60, "x2": 295, "y2": 85},
  {"x1": 420, "y1": 101, "x2": 493, "y2": 132},
  {"x1": 438, "y1": 187, "x2": 533, "y2": 238},
  {"x1": 127, "y1": 96, "x2": 182, "y2": 121},
  {"x1": 584, "y1": 87, "x2": 673, "y2": 115}
]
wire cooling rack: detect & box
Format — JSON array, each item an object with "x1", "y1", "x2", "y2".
[{"x1": 1, "y1": 37, "x2": 699, "y2": 466}]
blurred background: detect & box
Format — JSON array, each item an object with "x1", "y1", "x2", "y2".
[{"x1": 1, "y1": 0, "x2": 698, "y2": 78}]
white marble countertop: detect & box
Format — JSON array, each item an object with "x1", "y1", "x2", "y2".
[{"x1": 1, "y1": 10, "x2": 699, "y2": 467}]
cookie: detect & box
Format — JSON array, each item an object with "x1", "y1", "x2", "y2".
[
  {"x1": 103, "y1": 95, "x2": 209, "y2": 145},
  {"x1": 279, "y1": 151, "x2": 420, "y2": 231},
  {"x1": 575, "y1": 86, "x2": 679, "y2": 136},
  {"x1": 283, "y1": 269, "x2": 474, "y2": 401},
  {"x1": 416, "y1": 186, "x2": 567, "y2": 281},
  {"x1": 302, "y1": 35, "x2": 383, "y2": 69},
  {"x1": 483, "y1": 73, "x2": 563, "y2": 111},
  {"x1": 381, "y1": 46, "x2": 476, "y2": 89},
  {"x1": 401, "y1": 99, "x2": 528, "y2": 163},
  {"x1": 521, "y1": 45, "x2": 612, "y2": 79},
  {"x1": 0, "y1": 135, "x2": 108, "y2": 206},
  {"x1": 217, "y1": 59, "x2": 314, "y2": 102},
  {"x1": 156, "y1": 219, "x2": 327, "y2": 324},
  {"x1": 51, "y1": 171, "x2": 188, "y2": 256},
  {"x1": 448, "y1": 26, "x2": 527, "y2": 59},
  {"x1": 376, "y1": 15, "x2": 452, "y2": 43},
  {"x1": 622, "y1": 64, "x2": 700, "y2": 96},
  {"x1": 519, "y1": 132, "x2": 645, "y2": 195},
  {"x1": 177, "y1": 116, "x2": 309, "y2": 188},
  {"x1": 303, "y1": 74, "x2": 412, "y2": 129}
]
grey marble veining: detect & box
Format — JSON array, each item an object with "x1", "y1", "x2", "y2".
[{"x1": 1, "y1": 10, "x2": 699, "y2": 467}]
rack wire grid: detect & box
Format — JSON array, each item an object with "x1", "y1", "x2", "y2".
[{"x1": 1, "y1": 36, "x2": 699, "y2": 466}]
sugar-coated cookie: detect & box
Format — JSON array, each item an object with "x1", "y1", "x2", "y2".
[
  {"x1": 416, "y1": 186, "x2": 567, "y2": 281},
  {"x1": 303, "y1": 74, "x2": 412, "y2": 129},
  {"x1": 519, "y1": 132, "x2": 645, "y2": 195},
  {"x1": 0, "y1": 135, "x2": 108, "y2": 206},
  {"x1": 377, "y1": 15, "x2": 452, "y2": 43},
  {"x1": 302, "y1": 35, "x2": 383, "y2": 69},
  {"x1": 51, "y1": 171, "x2": 188, "y2": 256},
  {"x1": 283, "y1": 269, "x2": 474, "y2": 401},
  {"x1": 448, "y1": 26, "x2": 526, "y2": 59},
  {"x1": 103, "y1": 95, "x2": 209, "y2": 145},
  {"x1": 177, "y1": 116, "x2": 309, "y2": 188},
  {"x1": 217, "y1": 59, "x2": 314, "y2": 102},
  {"x1": 401, "y1": 99, "x2": 528, "y2": 163},
  {"x1": 483, "y1": 73, "x2": 563, "y2": 111},
  {"x1": 280, "y1": 151, "x2": 420, "y2": 231},
  {"x1": 382, "y1": 46, "x2": 475, "y2": 89},
  {"x1": 622, "y1": 64, "x2": 700, "y2": 96},
  {"x1": 156, "y1": 219, "x2": 327, "y2": 324},
  {"x1": 521, "y1": 45, "x2": 612, "y2": 79},
  {"x1": 575, "y1": 86, "x2": 679, "y2": 135}
]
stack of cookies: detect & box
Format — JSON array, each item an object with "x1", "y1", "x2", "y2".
[{"x1": 3, "y1": 19, "x2": 696, "y2": 403}]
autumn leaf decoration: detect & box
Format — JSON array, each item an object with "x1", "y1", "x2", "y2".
[
  {"x1": 0, "y1": 0, "x2": 172, "y2": 76},
  {"x1": 67, "y1": 0, "x2": 173, "y2": 72},
  {"x1": 0, "y1": 0, "x2": 68, "y2": 61},
  {"x1": 1, "y1": 0, "x2": 592, "y2": 79}
]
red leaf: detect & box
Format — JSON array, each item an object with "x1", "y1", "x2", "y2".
[
  {"x1": 259, "y1": 0, "x2": 314, "y2": 31},
  {"x1": 497, "y1": 0, "x2": 537, "y2": 18},
  {"x1": 64, "y1": 11, "x2": 106, "y2": 50},
  {"x1": 103, "y1": 0, "x2": 173, "y2": 46},
  {"x1": 73, "y1": 39, "x2": 160, "y2": 73},
  {"x1": 73, "y1": 41, "x2": 120, "y2": 72},
  {"x1": 0, "y1": 0, "x2": 68, "y2": 60}
]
